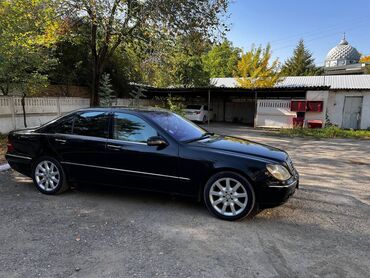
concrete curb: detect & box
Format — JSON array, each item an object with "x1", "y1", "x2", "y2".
[{"x1": 0, "y1": 163, "x2": 10, "y2": 172}]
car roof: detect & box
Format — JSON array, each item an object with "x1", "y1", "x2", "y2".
[{"x1": 77, "y1": 106, "x2": 171, "y2": 114}]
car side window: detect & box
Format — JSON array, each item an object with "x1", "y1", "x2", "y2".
[
  {"x1": 72, "y1": 111, "x2": 108, "y2": 138},
  {"x1": 204, "y1": 105, "x2": 208, "y2": 111},
  {"x1": 113, "y1": 113, "x2": 157, "y2": 143},
  {"x1": 52, "y1": 117, "x2": 74, "y2": 134}
]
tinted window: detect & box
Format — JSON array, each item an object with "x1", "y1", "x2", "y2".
[
  {"x1": 148, "y1": 112, "x2": 206, "y2": 142},
  {"x1": 113, "y1": 113, "x2": 157, "y2": 143},
  {"x1": 186, "y1": 105, "x2": 202, "y2": 110},
  {"x1": 72, "y1": 111, "x2": 108, "y2": 138},
  {"x1": 52, "y1": 116, "x2": 74, "y2": 134},
  {"x1": 204, "y1": 105, "x2": 208, "y2": 111}
]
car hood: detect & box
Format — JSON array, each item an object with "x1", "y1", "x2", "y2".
[{"x1": 188, "y1": 135, "x2": 288, "y2": 163}]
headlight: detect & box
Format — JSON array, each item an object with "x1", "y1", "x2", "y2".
[{"x1": 266, "y1": 164, "x2": 291, "y2": 181}]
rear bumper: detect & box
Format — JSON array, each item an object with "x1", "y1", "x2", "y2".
[
  {"x1": 5, "y1": 153, "x2": 33, "y2": 176},
  {"x1": 256, "y1": 179, "x2": 298, "y2": 206},
  {"x1": 184, "y1": 114, "x2": 202, "y2": 121}
]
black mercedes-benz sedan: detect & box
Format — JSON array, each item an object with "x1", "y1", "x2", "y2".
[{"x1": 5, "y1": 107, "x2": 299, "y2": 220}]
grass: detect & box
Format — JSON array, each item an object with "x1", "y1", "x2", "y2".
[
  {"x1": 0, "y1": 134, "x2": 8, "y2": 164},
  {"x1": 279, "y1": 126, "x2": 370, "y2": 139}
]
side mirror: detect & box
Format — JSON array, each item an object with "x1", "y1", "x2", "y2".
[{"x1": 147, "y1": 136, "x2": 168, "y2": 147}]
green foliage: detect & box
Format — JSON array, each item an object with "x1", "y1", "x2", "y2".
[
  {"x1": 202, "y1": 40, "x2": 241, "y2": 77},
  {"x1": 138, "y1": 33, "x2": 211, "y2": 88},
  {"x1": 155, "y1": 95, "x2": 186, "y2": 116},
  {"x1": 60, "y1": 0, "x2": 230, "y2": 105},
  {"x1": 48, "y1": 23, "x2": 91, "y2": 90},
  {"x1": 235, "y1": 44, "x2": 281, "y2": 88},
  {"x1": 98, "y1": 73, "x2": 115, "y2": 107},
  {"x1": 279, "y1": 126, "x2": 370, "y2": 139},
  {"x1": 281, "y1": 40, "x2": 323, "y2": 76},
  {"x1": 0, "y1": 0, "x2": 60, "y2": 96}
]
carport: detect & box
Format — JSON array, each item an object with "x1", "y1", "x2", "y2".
[{"x1": 145, "y1": 86, "x2": 323, "y2": 127}]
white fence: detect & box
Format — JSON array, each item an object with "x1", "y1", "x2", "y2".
[
  {"x1": 255, "y1": 99, "x2": 296, "y2": 128},
  {"x1": 0, "y1": 97, "x2": 160, "y2": 134}
]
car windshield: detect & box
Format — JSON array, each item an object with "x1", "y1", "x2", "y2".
[
  {"x1": 147, "y1": 111, "x2": 207, "y2": 142},
  {"x1": 185, "y1": 105, "x2": 202, "y2": 110}
]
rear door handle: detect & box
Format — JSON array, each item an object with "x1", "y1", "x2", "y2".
[
  {"x1": 107, "y1": 144, "x2": 122, "y2": 151},
  {"x1": 55, "y1": 138, "x2": 67, "y2": 144}
]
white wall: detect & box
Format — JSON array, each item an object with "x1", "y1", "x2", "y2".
[
  {"x1": 327, "y1": 90, "x2": 370, "y2": 129},
  {"x1": 0, "y1": 97, "x2": 161, "y2": 134},
  {"x1": 255, "y1": 100, "x2": 296, "y2": 128},
  {"x1": 305, "y1": 90, "x2": 329, "y2": 127},
  {"x1": 0, "y1": 97, "x2": 90, "y2": 134}
]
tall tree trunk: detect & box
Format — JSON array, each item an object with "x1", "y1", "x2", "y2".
[{"x1": 21, "y1": 92, "x2": 27, "y2": 128}]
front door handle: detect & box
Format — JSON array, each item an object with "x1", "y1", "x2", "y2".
[
  {"x1": 107, "y1": 144, "x2": 122, "y2": 151},
  {"x1": 55, "y1": 138, "x2": 67, "y2": 144}
]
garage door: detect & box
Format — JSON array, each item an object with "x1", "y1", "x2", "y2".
[
  {"x1": 342, "y1": 96, "x2": 363, "y2": 129},
  {"x1": 225, "y1": 100, "x2": 255, "y2": 125}
]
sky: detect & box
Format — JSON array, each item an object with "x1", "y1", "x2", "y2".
[{"x1": 226, "y1": 0, "x2": 370, "y2": 66}]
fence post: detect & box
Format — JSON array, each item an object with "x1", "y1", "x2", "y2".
[
  {"x1": 57, "y1": 97, "x2": 61, "y2": 116},
  {"x1": 10, "y1": 96, "x2": 16, "y2": 130}
]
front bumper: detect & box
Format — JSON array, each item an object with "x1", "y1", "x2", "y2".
[{"x1": 256, "y1": 178, "x2": 299, "y2": 206}]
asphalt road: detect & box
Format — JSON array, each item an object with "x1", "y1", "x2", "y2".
[{"x1": 0, "y1": 125, "x2": 369, "y2": 278}]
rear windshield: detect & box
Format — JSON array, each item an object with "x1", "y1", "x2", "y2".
[{"x1": 186, "y1": 105, "x2": 202, "y2": 110}]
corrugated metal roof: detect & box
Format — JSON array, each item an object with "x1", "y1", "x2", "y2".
[{"x1": 211, "y1": 75, "x2": 370, "y2": 90}]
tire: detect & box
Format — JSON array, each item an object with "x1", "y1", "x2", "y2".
[
  {"x1": 204, "y1": 171, "x2": 256, "y2": 221},
  {"x1": 31, "y1": 156, "x2": 69, "y2": 195}
]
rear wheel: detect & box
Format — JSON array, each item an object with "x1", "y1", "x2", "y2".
[
  {"x1": 202, "y1": 115, "x2": 207, "y2": 123},
  {"x1": 32, "y1": 156, "x2": 69, "y2": 194},
  {"x1": 204, "y1": 171, "x2": 255, "y2": 221}
]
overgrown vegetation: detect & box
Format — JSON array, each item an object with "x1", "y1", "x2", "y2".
[
  {"x1": 155, "y1": 95, "x2": 186, "y2": 116},
  {"x1": 0, "y1": 134, "x2": 7, "y2": 163},
  {"x1": 279, "y1": 126, "x2": 370, "y2": 139}
]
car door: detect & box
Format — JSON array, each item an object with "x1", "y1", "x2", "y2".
[
  {"x1": 104, "y1": 112, "x2": 181, "y2": 193},
  {"x1": 48, "y1": 110, "x2": 110, "y2": 185}
]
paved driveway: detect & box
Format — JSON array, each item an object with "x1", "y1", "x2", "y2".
[{"x1": 0, "y1": 123, "x2": 369, "y2": 278}]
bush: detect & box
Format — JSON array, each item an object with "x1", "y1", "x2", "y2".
[
  {"x1": 155, "y1": 95, "x2": 186, "y2": 116},
  {"x1": 279, "y1": 126, "x2": 370, "y2": 139}
]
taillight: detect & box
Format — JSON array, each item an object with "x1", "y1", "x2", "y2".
[{"x1": 7, "y1": 139, "x2": 14, "y2": 153}]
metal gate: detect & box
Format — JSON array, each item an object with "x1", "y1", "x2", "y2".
[
  {"x1": 255, "y1": 100, "x2": 296, "y2": 128},
  {"x1": 342, "y1": 96, "x2": 363, "y2": 129}
]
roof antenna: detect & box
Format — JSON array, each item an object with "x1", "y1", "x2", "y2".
[{"x1": 343, "y1": 32, "x2": 346, "y2": 40}]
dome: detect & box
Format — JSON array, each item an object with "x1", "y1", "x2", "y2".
[{"x1": 325, "y1": 36, "x2": 361, "y2": 67}]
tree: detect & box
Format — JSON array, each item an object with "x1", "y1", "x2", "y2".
[
  {"x1": 235, "y1": 44, "x2": 280, "y2": 89},
  {"x1": 0, "y1": 0, "x2": 60, "y2": 126},
  {"x1": 135, "y1": 31, "x2": 211, "y2": 88},
  {"x1": 360, "y1": 55, "x2": 370, "y2": 63},
  {"x1": 281, "y1": 39, "x2": 322, "y2": 76},
  {"x1": 61, "y1": 0, "x2": 230, "y2": 106},
  {"x1": 0, "y1": 0, "x2": 60, "y2": 96},
  {"x1": 202, "y1": 40, "x2": 241, "y2": 77},
  {"x1": 98, "y1": 73, "x2": 115, "y2": 106}
]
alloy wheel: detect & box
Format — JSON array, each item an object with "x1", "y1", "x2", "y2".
[
  {"x1": 35, "y1": 160, "x2": 60, "y2": 192},
  {"x1": 209, "y1": 177, "x2": 248, "y2": 217}
]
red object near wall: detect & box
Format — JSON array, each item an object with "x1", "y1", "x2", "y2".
[
  {"x1": 307, "y1": 120, "x2": 323, "y2": 128},
  {"x1": 293, "y1": 117, "x2": 304, "y2": 128},
  {"x1": 307, "y1": 101, "x2": 323, "y2": 112},
  {"x1": 291, "y1": 100, "x2": 307, "y2": 112}
]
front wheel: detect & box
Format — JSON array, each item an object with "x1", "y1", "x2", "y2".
[
  {"x1": 204, "y1": 171, "x2": 256, "y2": 221},
  {"x1": 32, "y1": 156, "x2": 69, "y2": 195}
]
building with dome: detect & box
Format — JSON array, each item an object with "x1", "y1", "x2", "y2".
[{"x1": 324, "y1": 35, "x2": 367, "y2": 75}]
